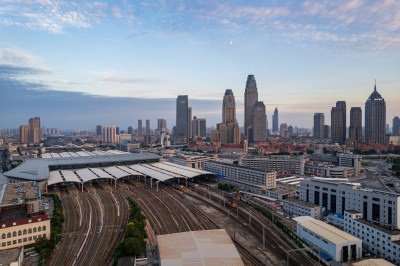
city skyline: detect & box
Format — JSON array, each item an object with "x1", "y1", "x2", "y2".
[{"x1": 1, "y1": 1, "x2": 400, "y2": 129}]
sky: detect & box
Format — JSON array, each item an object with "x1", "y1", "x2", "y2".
[{"x1": 0, "y1": 0, "x2": 400, "y2": 130}]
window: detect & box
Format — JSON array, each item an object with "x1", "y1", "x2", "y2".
[
  {"x1": 13, "y1": 231, "x2": 16, "y2": 237},
  {"x1": 38, "y1": 227, "x2": 41, "y2": 232},
  {"x1": 28, "y1": 228, "x2": 32, "y2": 234},
  {"x1": 7, "y1": 232, "x2": 11, "y2": 238},
  {"x1": 33, "y1": 227, "x2": 37, "y2": 233},
  {"x1": 28, "y1": 237, "x2": 32, "y2": 241},
  {"x1": 23, "y1": 229, "x2": 27, "y2": 235},
  {"x1": 13, "y1": 240, "x2": 16, "y2": 244},
  {"x1": 1, "y1": 233, "x2": 5, "y2": 239},
  {"x1": 18, "y1": 230, "x2": 22, "y2": 236},
  {"x1": 23, "y1": 238, "x2": 27, "y2": 242}
]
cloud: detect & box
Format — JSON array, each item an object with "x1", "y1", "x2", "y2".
[
  {"x1": 0, "y1": 48, "x2": 38, "y2": 64},
  {"x1": 0, "y1": 64, "x2": 52, "y2": 77},
  {"x1": 99, "y1": 72, "x2": 169, "y2": 85}
]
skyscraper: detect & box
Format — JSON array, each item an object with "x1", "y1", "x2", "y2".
[
  {"x1": 244, "y1": 75, "x2": 258, "y2": 137},
  {"x1": 128, "y1": 126, "x2": 133, "y2": 135},
  {"x1": 331, "y1": 101, "x2": 346, "y2": 145},
  {"x1": 138, "y1": 120, "x2": 142, "y2": 137},
  {"x1": 218, "y1": 89, "x2": 240, "y2": 144},
  {"x1": 146, "y1": 119, "x2": 150, "y2": 135},
  {"x1": 157, "y1": 119, "x2": 167, "y2": 133},
  {"x1": 272, "y1": 108, "x2": 279, "y2": 133},
  {"x1": 365, "y1": 83, "x2": 386, "y2": 145},
  {"x1": 324, "y1": 125, "x2": 331, "y2": 139},
  {"x1": 102, "y1": 126, "x2": 117, "y2": 143},
  {"x1": 313, "y1": 113, "x2": 325, "y2": 140},
  {"x1": 176, "y1": 95, "x2": 189, "y2": 140},
  {"x1": 394, "y1": 116, "x2": 400, "y2": 136},
  {"x1": 19, "y1": 125, "x2": 30, "y2": 144},
  {"x1": 192, "y1": 116, "x2": 207, "y2": 138},
  {"x1": 28, "y1": 117, "x2": 41, "y2": 144},
  {"x1": 349, "y1": 107, "x2": 362, "y2": 144},
  {"x1": 96, "y1": 125, "x2": 102, "y2": 136},
  {"x1": 188, "y1": 107, "x2": 192, "y2": 139},
  {"x1": 252, "y1": 101, "x2": 266, "y2": 142},
  {"x1": 288, "y1": 125, "x2": 293, "y2": 138},
  {"x1": 280, "y1": 123, "x2": 289, "y2": 138}
]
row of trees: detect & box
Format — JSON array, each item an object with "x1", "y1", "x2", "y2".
[
  {"x1": 34, "y1": 194, "x2": 64, "y2": 265},
  {"x1": 393, "y1": 158, "x2": 400, "y2": 177},
  {"x1": 218, "y1": 183, "x2": 236, "y2": 192},
  {"x1": 113, "y1": 198, "x2": 147, "y2": 265}
]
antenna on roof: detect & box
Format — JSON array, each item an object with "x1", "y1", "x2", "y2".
[{"x1": 374, "y1": 79, "x2": 377, "y2": 91}]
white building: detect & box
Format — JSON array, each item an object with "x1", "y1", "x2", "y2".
[
  {"x1": 300, "y1": 178, "x2": 400, "y2": 229},
  {"x1": 265, "y1": 188, "x2": 296, "y2": 200},
  {"x1": 344, "y1": 210, "x2": 400, "y2": 265},
  {"x1": 118, "y1": 134, "x2": 131, "y2": 142},
  {"x1": 202, "y1": 161, "x2": 276, "y2": 189},
  {"x1": 282, "y1": 198, "x2": 322, "y2": 219},
  {"x1": 240, "y1": 157, "x2": 306, "y2": 175},
  {"x1": 338, "y1": 153, "x2": 362, "y2": 177},
  {"x1": 305, "y1": 163, "x2": 355, "y2": 178},
  {"x1": 294, "y1": 216, "x2": 362, "y2": 262}
]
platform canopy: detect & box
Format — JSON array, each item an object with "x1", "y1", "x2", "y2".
[
  {"x1": 87, "y1": 168, "x2": 113, "y2": 180},
  {"x1": 47, "y1": 170, "x2": 82, "y2": 186},
  {"x1": 116, "y1": 166, "x2": 144, "y2": 177},
  {"x1": 75, "y1": 168, "x2": 102, "y2": 183},
  {"x1": 102, "y1": 166, "x2": 133, "y2": 179}
]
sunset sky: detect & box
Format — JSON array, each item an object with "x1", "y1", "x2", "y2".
[{"x1": 1, "y1": 0, "x2": 399, "y2": 129}]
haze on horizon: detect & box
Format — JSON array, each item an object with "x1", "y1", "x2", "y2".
[{"x1": 0, "y1": 0, "x2": 399, "y2": 129}]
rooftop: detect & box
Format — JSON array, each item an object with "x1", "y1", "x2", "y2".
[
  {"x1": 283, "y1": 198, "x2": 320, "y2": 208},
  {"x1": 344, "y1": 211, "x2": 400, "y2": 236},
  {"x1": 0, "y1": 182, "x2": 41, "y2": 207},
  {"x1": 294, "y1": 216, "x2": 361, "y2": 245},
  {"x1": 352, "y1": 258, "x2": 395, "y2": 266},
  {"x1": 0, "y1": 247, "x2": 23, "y2": 266},
  {"x1": 157, "y1": 229, "x2": 244, "y2": 266},
  {"x1": 5, "y1": 151, "x2": 161, "y2": 181},
  {"x1": 205, "y1": 161, "x2": 276, "y2": 173}
]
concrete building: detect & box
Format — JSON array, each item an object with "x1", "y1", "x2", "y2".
[
  {"x1": 344, "y1": 210, "x2": 400, "y2": 265},
  {"x1": 393, "y1": 116, "x2": 400, "y2": 136},
  {"x1": 118, "y1": 134, "x2": 131, "y2": 142},
  {"x1": 217, "y1": 90, "x2": 240, "y2": 145},
  {"x1": 282, "y1": 198, "x2": 322, "y2": 219},
  {"x1": 324, "y1": 125, "x2": 331, "y2": 139},
  {"x1": 313, "y1": 113, "x2": 325, "y2": 140},
  {"x1": 244, "y1": 74, "x2": 258, "y2": 138},
  {"x1": 145, "y1": 120, "x2": 150, "y2": 135},
  {"x1": 96, "y1": 125, "x2": 102, "y2": 136},
  {"x1": 265, "y1": 187, "x2": 296, "y2": 200},
  {"x1": 137, "y1": 120, "x2": 142, "y2": 137},
  {"x1": 169, "y1": 155, "x2": 217, "y2": 169},
  {"x1": 157, "y1": 119, "x2": 167, "y2": 133},
  {"x1": 115, "y1": 142, "x2": 140, "y2": 153},
  {"x1": 192, "y1": 117, "x2": 206, "y2": 138},
  {"x1": 365, "y1": 83, "x2": 386, "y2": 145},
  {"x1": 338, "y1": 153, "x2": 362, "y2": 177},
  {"x1": 176, "y1": 95, "x2": 189, "y2": 141},
  {"x1": 305, "y1": 163, "x2": 355, "y2": 178},
  {"x1": 300, "y1": 178, "x2": 400, "y2": 229},
  {"x1": 19, "y1": 125, "x2": 30, "y2": 144},
  {"x1": 252, "y1": 101, "x2": 266, "y2": 142},
  {"x1": 102, "y1": 126, "x2": 117, "y2": 144},
  {"x1": 188, "y1": 107, "x2": 192, "y2": 140},
  {"x1": 280, "y1": 123, "x2": 288, "y2": 138},
  {"x1": 331, "y1": 101, "x2": 346, "y2": 145},
  {"x1": 272, "y1": 107, "x2": 279, "y2": 133},
  {"x1": 127, "y1": 126, "x2": 133, "y2": 135},
  {"x1": 349, "y1": 107, "x2": 362, "y2": 144},
  {"x1": 240, "y1": 157, "x2": 306, "y2": 175},
  {"x1": 202, "y1": 161, "x2": 276, "y2": 190},
  {"x1": 294, "y1": 216, "x2": 362, "y2": 262}
]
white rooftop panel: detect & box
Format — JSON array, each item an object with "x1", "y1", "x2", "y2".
[
  {"x1": 92, "y1": 151, "x2": 107, "y2": 156},
  {"x1": 129, "y1": 165, "x2": 177, "y2": 182},
  {"x1": 84, "y1": 151, "x2": 96, "y2": 156},
  {"x1": 117, "y1": 166, "x2": 144, "y2": 176},
  {"x1": 76, "y1": 151, "x2": 90, "y2": 157},
  {"x1": 151, "y1": 163, "x2": 201, "y2": 178},
  {"x1": 47, "y1": 171, "x2": 65, "y2": 186},
  {"x1": 277, "y1": 176, "x2": 299, "y2": 181},
  {"x1": 68, "y1": 152, "x2": 81, "y2": 157},
  {"x1": 60, "y1": 170, "x2": 82, "y2": 183},
  {"x1": 279, "y1": 178, "x2": 304, "y2": 183},
  {"x1": 288, "y1": 181, "x2": 301, "y2": 185},
  {"x1": 50, "y1": 153, "x2": 61, "y2": 158},
  {"x1": 89, "y1": 168, "x2": 113, "y2": 179},
  {"x1": 75, "y1": 168, "x2": 100, "y2": 182},
  {"x1": 107, "y1": 150, "x2": 125, "y2": 155},
  {"x1": 41, "y1": 154, "x2": 52, "y2": 159},
  {"x1": 162, "y1": 162, "x2": 211, "y2": 175},
  {"x1": 59, "y1": 152, "x2": 72, "y2": 158},
  {"x1": 103, "y1": 166, "x2": 131, "y2": 179},
  {"x1": 143, "y1": 164, "x2": 183, "y2": 178}
]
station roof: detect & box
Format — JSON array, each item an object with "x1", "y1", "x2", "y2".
[
  {"x1": 129, "y1": 164, "x2": 179, "y2": 182},
  {"x1": 157, "y1": 229, "x2": 244, "y2": 266},
  {"x1": 75, "y1": 168, "x2": 101, "y2": 183},
  {"x1": 5, "y1": 152, "x2": 160, "y2": 181},
  {"x1": 102, "y1": 166, "x2": 132, "y2": 179},
  {"x1": 116, "y1": 166, "x2": 144, "y2": 176},
  {"x1": 294, "y1": 216, "x2": 360, "y2": 245}
]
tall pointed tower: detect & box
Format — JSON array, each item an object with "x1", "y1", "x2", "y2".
[{"x1": 365, "y1": 82, "x2": 386, "y2": 145}]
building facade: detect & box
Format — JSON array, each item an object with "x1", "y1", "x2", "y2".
[
  {"x1": 244, "y1": 75, "x2": 258, "y2": 138},
  {"x1": 252, "y1": 101, "x2": 266, "y2": 142},
  {"x1": 19, "y1": 126, "x2": 30, "y2": 144},
  {"x1": 240, "y1": 157, "x2": 306, "y2": 175},
  {"x1": 282, "y1": 198, "x2": 322, "y2": 219},
  {"x1": 102, "y1": 126, "x2": 117, "y2": 143},
  {"x1": 349, "y1": 107, "x2": 362, "y2": 144},
  {"x1": 176, "y1": 95, "x2": 189, "y2": 140},
  {"x1": 393, "y1": 116, "x2": 400, "y2": 136},
  {"x1": 272, "y1": 108, "x2": 279, "y2": 133},
  {"x1": 218, "y1": 90, "x2": 240, "y2": 145},
  {"x1": 313, "y1": 113, "x2": 325, "y2": 140},
  {"x1": 157, "y1": 119, "x2": 167, "y2": 133},
  {"x1": 137, "y1": 120, "x2": 142, "y2": 137},
  {"x1": 96, "y1": 125, "x2": 102, "y2": 136},
  {"x1": 338, "y1": 153, "x2": 362, "y2": 177},
  {"x1": 331, "y1": 101, "x2": 346, "y2": 145},
  {"x1": 365, "y1": 84, "x2": 386, "y2": 145}
]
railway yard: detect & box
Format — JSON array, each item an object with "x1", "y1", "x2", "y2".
[{"x1": 48, "y1": 177, "x2": 318, "y2": 266}]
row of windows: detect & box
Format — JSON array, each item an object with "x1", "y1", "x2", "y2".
[
  {"x1": 1, "y1": 234, "x2": 46, "y2": 247},
  {"x1": 1, "y1": 226, "x2": 47, "y2": 239}
]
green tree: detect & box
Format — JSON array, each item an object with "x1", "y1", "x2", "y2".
[{"x1": 123, "y1": 237, "x2": 144, "y2": 257}]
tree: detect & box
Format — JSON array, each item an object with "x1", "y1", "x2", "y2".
[{"x1": 123, "y1": 237, "x2": 144, "y2": 257}]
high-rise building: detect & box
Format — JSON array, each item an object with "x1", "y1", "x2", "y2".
[
  {"x1": 96, "y1": 125, "x2": 102, "y2": 136},
  {"x1": 244, "y1": 75, "x2": 258, "y2": 137},
  {"x1": 138, "y1": 120, "x2": 142, "y2": 137},
  {"x1": 188, "y1": 107, "x2": 192, "y2": 139},
  {"x1": 102, "y1": 126, "x2": 117, "y2": 143},
  {"x1": 331, "y1": 101, "x2": 346, "y2": 145},
  {"x1": 146, "y1": 120, "x2": 150, "y2": 135},
  {"x1": 313, "y1": 113, "x2": 325, "y2": 140},
  {"x1": 19, "y1": 125, "x2": 30, "y2": 144},
  {"x1": 324, "y1": 125, "x2": 331, "y2": 139},
  {"x1": 288, "y1": 125, "x2": 293, "y2": 138},
  {"x1": 28, "y1": 117, "x2": 41, "y2": 144},
  {"x1": 218, "y1": 89, "x2": 240, "y2": 144},
  {"x1": 272, "y1": 108, "x2": 279, "y2": 132},
  {"x1": 157, "y1": 119, "x2": 167, "y2": 133},
  {"x1": 349, "y1": 107, "x2": 362, "y2": 144},
  {"x1": 280, "y1": 123, "x2": 289, "y2": 138},
  {"x1": 176, "y1": 95, "x2": 189, "y2": 140},
  {"x1": 252, "y1": 101, "x2": 266, "y2": 142},
  {"x1": 128, "y1": 126, "x2": 133, "y2": 135},
  {"x1": 192, "y1": 116, "x2": 206, "y2": 138},
  {"x1": 116, "y1": 126, "x2": 120, "y2": 135},
  {"x1": 394, "y1": 116, "x2": 400, "y2": 136},
  {"x1": 365, "y1": 83, "x2": 386, "y2": 145}
]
